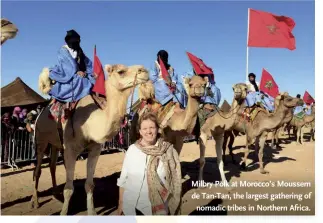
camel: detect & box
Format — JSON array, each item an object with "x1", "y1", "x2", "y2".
[
  {"x1": 270, "y1": 103, "x2": 295, "y2": 149},
  {"x1": 199, "y1": 92, "x2": 300, "y2": 180},
  {"x1": 130, "y1": 75, "x2": 207, "y2": 154},
  {"x1": 198, "y1": 83, "x2": 248, "y2": 184},
  {"x1": 287, "y1": 104, "x2": 315, "y2": 144},
  {"x1": 31, "y1": 64, "x2": 149, "y2": 215},
  {"x1": 1, "y1": 18, "x2": 18, "y2": 45},
  {"x1": 234, "y1": 93, "x2": 300, "y2": 174}
]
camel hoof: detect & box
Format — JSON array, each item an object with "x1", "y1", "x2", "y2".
[
  {"x1": 88, "y1": 210, "x2": 97, "y2": 215},
  {"x1": 30, "y1": 200, "x2": 39, "y2": 209},
  {"x1": 60, "y1": 210, "x2": 68, "y2": 215},
  {"x1": 225, "y1": 186, "x2": 233, "y2": 191},
  {"x1": 240, "y1": 163, "x2": 246, "y2": 170},
  {"x1": 260, "y1": 169, "x2": 269, "y2": 174}
]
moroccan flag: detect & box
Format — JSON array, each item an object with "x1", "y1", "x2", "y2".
[
  {"x1": 247, "y1": 8, "x2": 296, "y2": 50},
  {"x1": 303, "y1": 91, "x2": 315, "y2": 105},
  {"x1": 259, "y1": 68, "x2": 279, "y2": 98},
  {"x1": 92, "y1": 45, "x2": 106, "y2": 96},
  {"x1": 186, "y1": 52, "x2": 214, "y2": 82},
  {"x1": 158, "y1": 56, "x2": 170, "y2": 82},
  {"x1": 158, "y1": 56, "x2": 174, "y2": 92}
]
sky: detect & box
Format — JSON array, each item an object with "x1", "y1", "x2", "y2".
[{"x1": 1, "y1": 0, "x2": 315, "y2": 107}]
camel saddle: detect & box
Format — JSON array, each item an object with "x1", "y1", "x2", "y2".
[
  {"x1": 47, "y1": 93, "x2": 107, "y2": 144},
  {"x1": 137, "y1": 99, "x2": 175, "y2": 128},
  {"x1": 240, "y1": 106, "x2": 269, "y2": 123},
  {"x1": 294, "y1": 111, "x2": 305, "y2": 120}
]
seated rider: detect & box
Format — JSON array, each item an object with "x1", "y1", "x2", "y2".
[
  {"x1": 149, "y1": 50, "x2": 185, "y2": 113},
  {"x1": 196, "y1": 71, "x2": 221, "y2": 111},
  {"x1": 293, "y1": 94, "x2": 306, "y2": 115},
  {"x1": 245, "y1": 72, "x2": 275, "y2": 112},
  {"x1": 48, "y1": 30, "x2": 97, "y2": 104}
]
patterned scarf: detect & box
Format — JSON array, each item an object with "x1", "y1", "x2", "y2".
[{"x1": 135, "y1": 138, "x2": 182, "y2": 215}]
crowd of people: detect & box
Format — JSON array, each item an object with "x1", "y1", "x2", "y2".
[{"x1": 1, "y1": 105, "x2": 42, "y2": 166}]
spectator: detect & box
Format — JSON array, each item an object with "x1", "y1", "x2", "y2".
[
  {"x1": 117, "y1": 112, "x2": 182, "y2": 215},
  {"x1": 11, "y1": 106, "x2": 21, "y2": 129},
  {"x1": 1, "y1": 113, "x2": 15, "y2": 164}
]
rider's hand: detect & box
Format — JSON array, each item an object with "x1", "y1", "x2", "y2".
[{"x1": 77, "y1": 71, "x2": 86, "y2": 77}]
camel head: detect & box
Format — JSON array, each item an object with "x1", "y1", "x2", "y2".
[
  {"x1": 138, "y1": 80, "x2": 155, "y2": 100},
  {"x1": 1, "y1": 18, "x2": 18, "y2": 45},
  {"x1": 275, "y1": 92, "x2": 300, "y2": 109},
  {"x1": 104, "y1": 64, "x2": 149, "y2": 92},
  {"x1": 183, "y1": 75, "x2": 207, "y2": 98},
  {"x1": 232, "y1": 83, "x2": 248, "y2": 102}
]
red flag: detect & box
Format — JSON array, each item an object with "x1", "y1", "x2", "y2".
[
  {"x1": 92, "y1": 45, "x2": 106, "y2": 96},
  {"x1": 158, "y1": 56, "x2": 170, "y2": 82},
  {"x1": 247, "y1": 8, "x2": 296, "y2": 50},
  {"x1": 186, "y1": 52, "x2": 214, "y2": 82},
  {"x1": 259, "y1": 68, "x2": 279, "y2": 98},
  {"x1": 303, "y1": 91, "x2": 315, "y2": 105}
]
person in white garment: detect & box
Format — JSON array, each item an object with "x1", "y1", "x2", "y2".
[{"x1": 117, "y1": 112, "x2": 182, "y2": 215}]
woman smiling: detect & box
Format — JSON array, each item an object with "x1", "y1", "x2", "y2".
[{"x1": 117, "y1": 112, "x2": 182, "y2": 215}]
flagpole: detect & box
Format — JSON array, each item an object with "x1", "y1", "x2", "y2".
[{"x1": 246, "y1": 8, "x2": 250, "y2": 83}]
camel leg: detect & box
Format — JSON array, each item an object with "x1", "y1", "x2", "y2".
[
  {"x1": 275, "y1": 128, "x2": 280, "y2": 147},
  {"x1": 240, "y1": 135, "x2": 250, "y2": 170},
  {"x1": 296, "y1": 128, "x2": 301, "y2": 145},
  {"x1": 227, "y1": 131, "x2": 236, "y2": 164},
  {"x1": 60, "y1": 148, "x2": 79, "y2": 215},
  {"x1": 271, "y1": 129, "x2": 277, "y2": 149},
  {"x1": 300, "y1": 126, "x2": 304, "y2": 144},
  {"x1": 85, "y1": 145, "x2": 101, "y2": 215},
  {"x1": 50, "y1": 146, "x2": 59, "y2": 198},
  {"x1": 214, "y1": 133, "x2": 229, "y2": 188},
  {"x1": 258, "y1": 132, "x2": 269, "y2": 174},
  {"x1": 222, "y1": 132, "x2": 228, "y2": 165},
  {"x1": 30, "y1": 142, "x2": 47, "y2": 209},
  {"x1": 198, "y1": 133, "x2": 207, "y2": 181}
]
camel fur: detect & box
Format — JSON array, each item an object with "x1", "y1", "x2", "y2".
[{"x1": 1, "y1": 18, "x2": 18, "y2": 45}]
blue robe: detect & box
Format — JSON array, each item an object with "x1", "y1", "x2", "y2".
[
  {"x1": 48, "y1": 46, "x2": 96, "y2": 102},
  {"x1": 149, "y1": 62, "x2": 185, "y2": 106},
  {"x1": 245, "y1": 91, "x2": 275, "y2": 112},
  {"x1": 293, "y1": 106, "x2": 304, "y2": 115},
  {"x1": 201, "y1": 82, "x2": 221, "y2": 106},
  {"x1": 179, "y1": 73, "x2": 221, "y2": 108}
]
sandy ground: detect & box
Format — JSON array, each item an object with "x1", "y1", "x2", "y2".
[{"x1": 1, "y1": 128, "x2": 315, "y2": 216}]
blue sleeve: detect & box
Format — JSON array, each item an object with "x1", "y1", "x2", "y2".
[
  {"x1": 49, "y1": 47, "x2": 77, "y2": 84},
  {"x1": 149, "y1": 66, "x2": 159, "y2": 83}
]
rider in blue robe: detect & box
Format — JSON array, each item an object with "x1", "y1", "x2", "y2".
[
  {"x1": 245, "y1": 91, "x2": 275, "y2": 112},
  {"x1": 48, "y1": 30, "x2": 96, "y2": 102},
  {"x1": 200, "y1": 73, "x2": 221, "y2": 106},
  {"x1": 245, "y1": 72, "x2": 275, "y2": 112},
  {"x1": 293, "y1": 94, "x2": 306, "y2": 115},
  {"x1": 149, "y1": 50, "x2": 185, "y2": 111}
]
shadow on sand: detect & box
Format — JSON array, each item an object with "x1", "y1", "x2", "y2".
[{"x1": 1, "y1": 171, "x2": 121, "y2": 216}]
